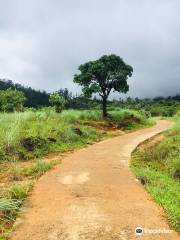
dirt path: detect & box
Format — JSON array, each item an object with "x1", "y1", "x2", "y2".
[{"x1": 10, "y1": 120, "x2": 179, "y2": 240}]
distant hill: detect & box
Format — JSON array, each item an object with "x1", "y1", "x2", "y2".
[
  {"x1": 153, "y1": 95, "x2": 180, "y2": 101},
  {"x1": 0, "y1": 78, "x2": 179, "y2": 109},
  {"x1": 0, "y1": 79, "x2": 50, "y2": 108}
]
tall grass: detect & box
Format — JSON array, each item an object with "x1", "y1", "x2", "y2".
[
  {"x1": 0, "y1": 109, "x2": 151, "y2": 161},
  {"x1": 0, "y1": 199, "x2": 20, "y2": 213},
  {"x1": 22, "y1": 159, "x2": 54, "y2": 177},
  {"x1": 0, "y1": 183, "x2": 32, "y2": 223}
]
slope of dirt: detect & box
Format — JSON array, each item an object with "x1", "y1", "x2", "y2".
[{"x1": 10, "y1": 120, "x2": 179, "y2": 240}]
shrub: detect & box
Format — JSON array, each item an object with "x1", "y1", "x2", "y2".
[
  {"x1": 0, "y1": 89, "x2": 26, "y2": 112},
  {"x1": 49, "y1": 93, "x2": 65, "y2": 113}
]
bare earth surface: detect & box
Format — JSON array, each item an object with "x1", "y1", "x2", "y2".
[{"x1": 10, "y1": 120, "x2": 179, "y2": 240}]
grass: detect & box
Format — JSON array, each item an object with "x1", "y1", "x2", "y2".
[
  {"x1": 107, "y1": 109, "x2": 153, "y2": 130},
  {"x1": 131, "y1": 115, "x2": 180, "y2": 232},
  {"x1": 0, "y1": 108, "x2": 152, "y2": 161},
  {"x1": 0, "y1": 183, "x2": 31, "y2": 219},
  {"x1": 0, "y1": 108, "x2": 152, "y2": 239},
  {"x1": 0, "y1": 182, "x2": 33, "y2": 240},
  {"x1": 22, "y1": 159, "x2": 55, "y2": 177},
  {"x1": 0, "y1": 199, "x2": 20, "y2": 213}
]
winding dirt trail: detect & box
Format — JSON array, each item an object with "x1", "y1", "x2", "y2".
[{"x1": 10, "y1": 120, "x2": 179, "y2": 240}]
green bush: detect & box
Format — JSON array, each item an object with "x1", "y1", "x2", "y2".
[
  {"x1": 49, "y1": 93, "x2": 65, "y2": 113},
  {"x1": 0, "y1": 89, "x2": 26, "y2": 112}
]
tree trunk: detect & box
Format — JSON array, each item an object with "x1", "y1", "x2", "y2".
[{"x1": 102, "y1": 96, "x2": 107, "y2": 118}]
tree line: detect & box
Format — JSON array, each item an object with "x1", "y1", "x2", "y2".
[
  {"x1": 0, "y1": 54, "x2": 180, "y2": 116},
  {"x1": 0, "y1": 79, "x2": 101, "y2": 112},
  {"x1": 0, "y1": 79, "x2": 50, "y2": 108}
]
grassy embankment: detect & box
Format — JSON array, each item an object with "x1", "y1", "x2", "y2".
[
  {"x1": 131, "y1": 113, "x2": 180, "y2": 232},
  {"x1": 0, "y1": 108, "x2": 152, "y2": 239}
]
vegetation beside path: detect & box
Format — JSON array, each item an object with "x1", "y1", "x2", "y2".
[
  {"x1": 0, "y1": 108, "x2": 152, "y2": 240},
  {"x1": 131, "y1": 113, "x2": 180, "y2": 232}
]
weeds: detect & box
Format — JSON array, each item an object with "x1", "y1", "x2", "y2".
[
  {"x1": 22, "y1": 159, "x2": 54, "y2": 177},
  {"x1": 0, "y1": 199, "x2": 20, "y2": 213},
  {"x1": 0, "y1": 182, "x2": 33, "y2": 239}
]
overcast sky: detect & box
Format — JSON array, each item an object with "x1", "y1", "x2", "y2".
[{"x1": 0, "y1": 0, "x2": 179, "y2": 98}]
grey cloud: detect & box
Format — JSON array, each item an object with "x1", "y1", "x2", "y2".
[{"x1": 0, "y1": 0, "x2": 180, "y2": 98}]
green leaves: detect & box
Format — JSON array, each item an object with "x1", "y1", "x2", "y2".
[
  {"x1": 74, "y1": 54, "x2": 133, "y2": 98},
  {"x1": 82, "y1": 84, "x2": 101, "y2": 97},
  {"x1": 0, "y1": 88, "x2": 26, "y2": 112},
  {"x1": 49, "y1": 93, "x2": 66, "y2": 113}
]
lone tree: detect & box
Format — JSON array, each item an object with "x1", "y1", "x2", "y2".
[
  {"x1": 74, "y1": 54, "x2": 133, "y2": 117},
  {"x1": 49, "y1": 93, "x2": 65, "y2": 113}
]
